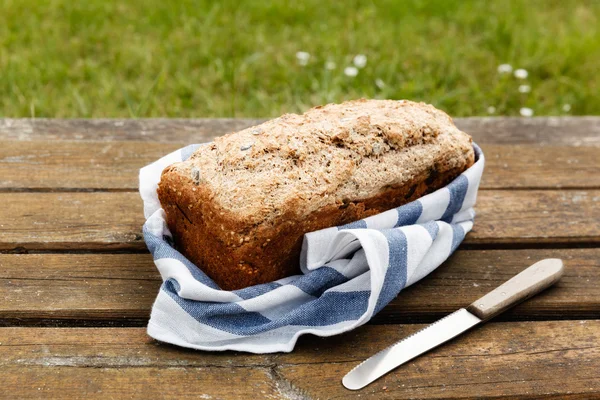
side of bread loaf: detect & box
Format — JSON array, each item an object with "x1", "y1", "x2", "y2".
[{"x1": 158, "y1": 99, "x2": 474, "y2": 290}]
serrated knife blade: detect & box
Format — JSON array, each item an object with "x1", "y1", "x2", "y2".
[
  {"x1": 342, "y1": 308, "x2": 481, "y2": 390},
  {"x1": 342, "y1": 258, "x2": 565, "y2": 390}
]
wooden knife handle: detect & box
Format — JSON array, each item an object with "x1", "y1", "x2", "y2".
[{"x1": 466, "y1": 258, "x2": 564, "y2": 321}]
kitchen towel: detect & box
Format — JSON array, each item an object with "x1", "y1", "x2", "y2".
[{"x1": 139, "y1": 144, "x2": 484, "y2": 353}]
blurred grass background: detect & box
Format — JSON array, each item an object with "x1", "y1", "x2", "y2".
[{"x1": 0, "y1": 0, "x2": 598, "y2": 118}]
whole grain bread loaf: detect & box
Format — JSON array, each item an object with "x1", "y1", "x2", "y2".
[{"x1": 157, "y1": 99, "x2": 474, "y2": 290}]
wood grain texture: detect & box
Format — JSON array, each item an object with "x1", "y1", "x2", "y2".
[
  {"x1": 1, "y1": 249, "x2": 598, "y2": 324},
  {"x1": 1, "y1": 366, "x2": 280, "y2": 399},
  {"x1": 480, "y1": 144, "x2": 600, "y2": 189},
  {"x1": 378, "y1": 248, "x2": 599, "y2": 323},
  {"x1": 470, "y1": 190, "x2": 600, "y2": 245},
  {"x1": 1, "y1": 117, "x2": 600, "y2": 145},
  {"x1": 277, "y1": 320, "x2": 600, "y2": 399},
  {"x1": 0, "y1": 117, "x2": 597, "y2": 399},
  {"x1": 0, "y1": 118, "x2": 265, "y2": 143},
  {"x1": 0, "y1": 321, "x2": 598, "y2": 399},
  {"x1": 0, "y1": 192, "x2": 144, "y2": 250},
  {"x1": 0, "y1": 254, "x2": 157, "y2": 322},
  {"x1": 466, "y1": 258, "x2": 564, "y2": 320},
  {"x1": 0, "y1": 140, "x2": 182, "y2": 190},
  {"x1": 458, "y1": 117, "x2": 600, "y2": 146},
  {"x1": 0, "y1": 190, "x2": 599, "y2": 251},
  {"x1": 2, "y1": 141, "x2": 599, "y2": 190},
  {"x1": 0, "y1": 366, "x2": 282, "y2": 399}
]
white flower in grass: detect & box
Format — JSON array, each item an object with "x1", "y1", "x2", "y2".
[
  {"x1": 353, "y1": 54, "x2": 367, "y2": 68},
  {"x1": 520, "y1": 107, "x2": 534, "y2": 117},
  {"x1": 296, "y1": 51, "x2": 310, "y2": 66},
  {"x1": 514, "y1": 69, "x2": 528, "y2": 79},
  {"x1": 487, "y1": 106, "x2": 496, "y2": 114},
  {"x1": 344, "y1": 66, "x2": 359, "y2": 77},
  {"x1": 518, "y1": 84, "x2": 531, "y2": 93},
  {"x1": 497, "y1": 64, "x2": 513, "y2": 74},
  {"x1": 562, "y1": 104, "x2": 572, "y2": 112},
  {"x1": 375, "y1": 78, "x2": 386, "y2": 89},
  {"x1": 325, "y1": 61, "x2": 336, "y2": 70}
]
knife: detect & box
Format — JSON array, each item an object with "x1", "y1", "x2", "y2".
[{"x1": 342, "y1": 258, "x2": 564, "y2": 390}]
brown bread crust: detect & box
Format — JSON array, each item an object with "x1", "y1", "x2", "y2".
[{"x1": 157, "y1": 99, "x2": 474, "y2": 290}]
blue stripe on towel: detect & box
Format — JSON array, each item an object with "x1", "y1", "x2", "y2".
[
  {"x1": 338, "y1": 219, "x2": 368, "y2": 230},
  {"x1": 143, "y1": 229, "x2": 220, "y2": 290},
  {"x1": 163, "y1": 279, "x2": 273, "y2": 334},
  {"x1": 234, "y1": 281, "x2": 283, "y2": 300},
  {"x1": 277, "y1": 290, "x2": 370, "y2": 327},
  {"x1": 441, "y1": 175, "x2": 468, "y2": 222},
  {"x1": 451, "y1": 223, "x2": 465, "y2": 253},
  {"x1": 291, "y1": 266, "x2": 349, "y2": 297},
  {"x1": 421, "y1": 221, "x2": 440, "y2": 240},
  {"x1": 375, "y1": 229, "x2": 408, "y2": 313},
  {"x1": 395, "y1": 201, "x2": 423, "y2": 227},
  {"x1": 141, "y1": 143, "x2": 485, "y2": 352},
  {"x1": 164, "y1": 278, "x2": 369, "y2": 334}
]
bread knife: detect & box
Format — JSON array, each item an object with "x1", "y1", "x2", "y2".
[{"x1": 342, "y1": 258, "x2": 564, "y2": 390}]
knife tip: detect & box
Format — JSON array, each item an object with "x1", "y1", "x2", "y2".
[{"x1": 342, "y1": 374, "x2": 365, "y2": 391}]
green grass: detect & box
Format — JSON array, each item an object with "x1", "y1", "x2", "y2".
[{"x1": 0, "y1": 0, "x2": 598, "y2": 118}]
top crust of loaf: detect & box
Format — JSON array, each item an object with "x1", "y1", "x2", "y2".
[{"x1": 163, "y1": 99, "x2": 473, "y2": 225}]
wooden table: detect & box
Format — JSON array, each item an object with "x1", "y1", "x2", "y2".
[{"x1": 1, "y1": 117, "x2": 599, "y2": 399}]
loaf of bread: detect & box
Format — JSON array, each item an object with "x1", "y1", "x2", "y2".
[{"x1": 157, "y1": 99, "x2": 474, "y2": 290}]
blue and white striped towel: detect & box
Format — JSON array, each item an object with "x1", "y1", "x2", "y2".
[{"x1": 139, "y1": 144, "x2": 484, "y2": 353}]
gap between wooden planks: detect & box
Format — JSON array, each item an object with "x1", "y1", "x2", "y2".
[
  {"x1": 1, "y1": 141, "x2": 599, "y2": 190},
  {"x1": 0, "y1": 190, "x2": 599, "y2": 251},
  {"x1": 0, "y1": 249, "x2": 597, "y2": 325},
  {"x1": 0, "y1": 320, "x2": 598, "y2": 399}
]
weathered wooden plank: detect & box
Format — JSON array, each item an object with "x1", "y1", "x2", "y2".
[
  {"x1": 1, "y1": 321, "x2": 599, "y2": 399},
  {"x1": 480, "y1": 144, "x2": 600, "y2": 189},
  {"x1": 0, "y1": 192, "x2": 144, "y2": 250},
  {"x1": 379, "y1": 248, "x2": 600, "y2": 323},
  {"x1": 470, "y1": 190, "x2": 600, "y2": 245},
  {"x1": 2, "y1": 141, "x2": 599, "y2": 190},
  {"x1": 0, "y1": 118, "x2": 264, "y2": 143},
  {"x1": 1, "y1": 366, "x2": 280, "y2": 399},
  {"x1": 0, "y1": 254, "x2": 157, "y2": 322},
  {"x1": 276, "y1": 320, "x2": 600, "y2": 399},
  {"x1": 0, "y1": 140, "x2": 182, "y2": 190},
  {"x1": 1, "y1": 117, "x2": 599, "y2": 145},
  {"x1": 0, "y1": 327, "x2": 271, "y2": 367},
  {"x1": 0, "y1": 190, "x2": 598, "y2": 251},
  {"x1": 458, "y1": 117, "x2": 600, "y2": 146},
  {"x1": 0, "y1": 118, "x2": 265, "y2": 143},
  {"x1": 1, "y1": 249, "x2": 597, "y2": 324}
]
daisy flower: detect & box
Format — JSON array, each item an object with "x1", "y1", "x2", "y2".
[
  {"x1": 520, "y1": 107, "x2": 534, "y2": 117},
  {"x1": 518, "y1": 85, "x2": 531, "y2": 93},
  {"x1": 497, "y1": 64, "x2": 513, "y2": 74},
  {"x1": 353, "y1": 54, "x2": 367, "y2": 68},
  {"x1": 344, "y1": 66, "x2": 359, "y2": 77},
  {"x1": 296, "y1": 51, "x2": 310, "y2": 66},
  {"x1": 514, "y1": 69, "x2": 528, "y2": 79}
]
